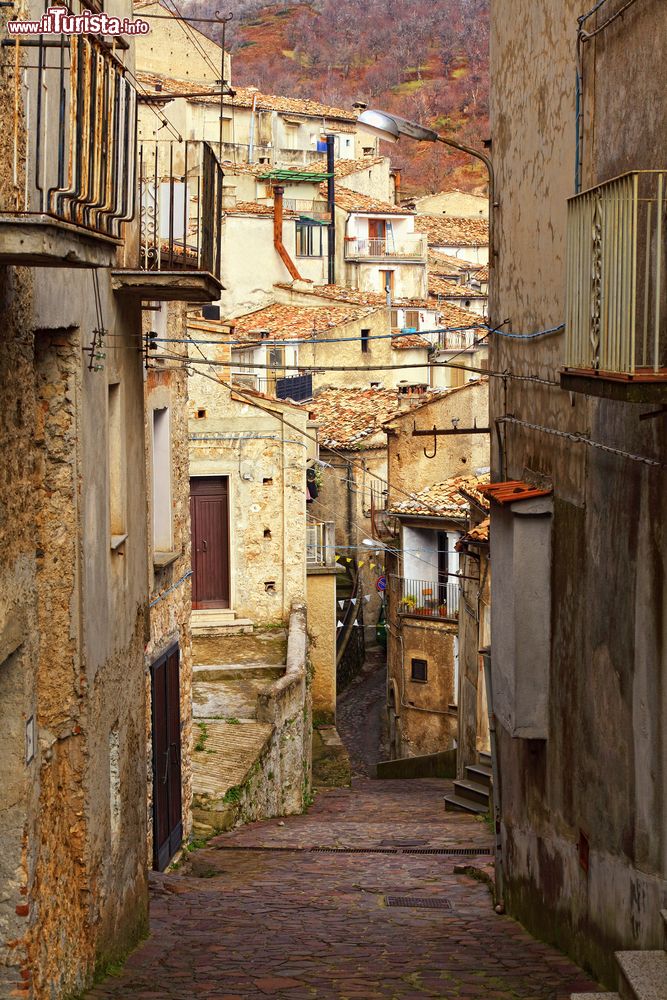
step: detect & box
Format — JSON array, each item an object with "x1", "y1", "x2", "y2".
[
  {"x1": 193, "y1": 663, "x2": 285, "y2": 682},
  {"x1": 479, "y1": 750, "x2": 492, "y2": 767},
  {"x1": 192, "y1": 609, "x2": 236, "y2": 623},
  {"x1": 466, "y1": 763, "x2": 493, "y2": 788},
  {"x1": 444, "y1": 793, "x2": 488, "y2": 815},
  {"x1": 192, "y1": 618, "x2": 254, "y2": 637},
  {"x1": 616, "y1": 950, "x2": 667, "y2": 1000},
  {"x1": 453, "y1": 778, "x2": 490, "y2": 807},
  {"x1": 661, "y1": 910, "x2": 667, "y2": 948}
]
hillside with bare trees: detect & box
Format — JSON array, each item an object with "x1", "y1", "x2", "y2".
[{"x1": 182, "y1": 0, "x2": 489, "y2": 194}]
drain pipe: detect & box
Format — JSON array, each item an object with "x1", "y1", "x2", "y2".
[
  {"x1": 273, "y1": 185, "x2": 302, "y2": 280},
  {"x1": 248, "y1": 91, "x2": 258, "y2": 163},
  {"x1": 326, "y1": 134, "x2": 336, "y2": 285}
]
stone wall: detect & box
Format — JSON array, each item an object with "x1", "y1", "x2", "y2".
[{"x1": 306, "y1": 568, "x2": 338, "y2": 722}]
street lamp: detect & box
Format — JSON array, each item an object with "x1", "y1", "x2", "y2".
[{"x1": 356, "y1": 109, "x2": 494, "y2": 263}]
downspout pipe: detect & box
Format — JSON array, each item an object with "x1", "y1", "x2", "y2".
[
  {"x1": 326, "y1": 134, "x2": 336, "y2": 285},
  {"x1": 273, "y1": 185, "x2": 302, "y2": 281},
  {"x1": 248, "y1": 91, "x2": 258, "y2": 164}
]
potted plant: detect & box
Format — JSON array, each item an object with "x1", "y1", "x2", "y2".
[{"x1": 400, "y1": 594, "x2": 417, "y2": 613}]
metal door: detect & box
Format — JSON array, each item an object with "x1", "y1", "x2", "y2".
[
  {"x1": 190, "y1": 476, "x2": 230, "y2": 609},
  {"x1": 151, "y1": 645, "x2": 183, "y2": 871}
]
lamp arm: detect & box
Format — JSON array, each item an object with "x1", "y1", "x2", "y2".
[{"x1": 435, "y1": 134, "x2": 494, "y2": 268}]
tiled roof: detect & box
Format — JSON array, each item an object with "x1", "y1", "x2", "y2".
[
  {"x1": 479, "y1": 480, "x2": 553, "y2": 505},
  {"x1": 437, "y1": 301, "x2": 487, "y2": 329},
  {"x1": 334, "y1": 156, "x2": 387, "y2": 179},
  {"x1": 329, "y1": 185, "x2": 412, "y2": 215},
  {"x1": 226, "y1": 201, "x2": 298, "y2": 217},
  {"x1": 428, "y1": 274, "x2": 484, "y2": 299},
  {"x1": 308, "y1": 387, "x2": 409, "y2": 448},
  {"x1": 274, "y1": 282, "x2": 439, "y2": 311},
  {"x1": 414, "y1": 215, "x2": 489, "y2": 247},
  {"x1": 392, "y1": 334, "x2": 431, "y2": 350},
  {"x1": 457, "y1": 516, "x2": 490, "y2": 548},
  {"x1": 473, "y1": 264, "x2": 489, "y2": 281},
  {"x1": 428, "y1": 251, "x2": 476, "y2": 274},
  {"x1": 389, "y1": 472, "x2": 490, "y2": 518},
  {"x1": 229, "y1": 302, "x2": 378, "y2": 343},
  {"x1": 135, "y1": 73, "x2": 358, "y2": 125}
]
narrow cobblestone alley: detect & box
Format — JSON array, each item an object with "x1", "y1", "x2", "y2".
[{"x1": 87, "y1": 779, "x2": 599, "y2": 1000}]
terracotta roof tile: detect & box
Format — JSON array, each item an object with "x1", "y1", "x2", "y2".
[
  {"x1": 226, "y1": 201, "x2": 299, "y2": 217},
  {"x1": 457, "y1": 516, "x2": 490, "y2": 549},
  {"x1": 428, "y1": 250, "x2": 476, "y2": 273},
  {"x1": 308, "y1": 387, "x2": 410, "y2": 448},
  {"x1": 473, "y1": 264, "x2": 489, "y2": 281},
  {"x1": 392, "y1": 334, "x2": 431, "y2": 350},
  {"x1": 479, "y1": 480, "x2": 553, "y2": 505},
  {"x1": 414, "y1": 215, "x2": 489, "y2": 247},
  {"x1": 389, "y1": 472, "x2": 490, "y2": 518},
  {"x1": 229, "y1": 302, "x2": 378, "y2": 343},
  {"x1": 334, "y1": 156, "x2": 388, "y2": 178},
  {"x1": 328, "y1": 185, "x2": 412, "y2": 215},
  {"x1": 274, "y1": 282, "x2": 440, "y2": 311},
  {"x1": 428, "y1": 274, "x2": 484, "y2": 299}
]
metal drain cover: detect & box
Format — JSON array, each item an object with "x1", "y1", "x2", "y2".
[{"x1": 385, "y1": 896, "x2": 452, "y2": 910}]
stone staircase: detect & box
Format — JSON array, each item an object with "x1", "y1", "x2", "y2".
[
  {"x1": 191, "y1": 608, "x2": 254, "y2": 637},
  {"x1": 572, "y1": 910, "x2": 667, "y2": 1000},
  {"x1": 191, "y1": 628, "x2": 288, "y2": 835},
  {"x1": 444, "y1": 750, "x2": 493, "y2": 815}
]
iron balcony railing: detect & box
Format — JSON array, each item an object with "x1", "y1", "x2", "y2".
[
  {"x1": 284, "y1": 198, "x2": 331, "y2": 222},
  {"x1": 231, "y1": 371, "x2": 313, "y2": 401},
  {"x1": 5, "y1": 35, "x2": 136, "y2": 239},
  {"x1": 306, "y1": 520, "x2": 335, "y2": 567},
  {"x1": 566, "y1": 170, "x2": 667, "y2": 376},
  {"x1": 435, "y1": 328, "x2": 480, "y2": 352},
  {"x1": 395, "y1": 576, "x2": 459, "y2": 621},
  {"x1": 344, "y1": 235, "x2": 427, "y2": 261},
  {"x1": 139, "y1": 140, "x2": 222, "y2": 278}
]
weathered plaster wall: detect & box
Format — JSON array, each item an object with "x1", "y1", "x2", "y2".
[
  {"x1": 188, "y1": 368, "x2": 309, "y2": 624},
  {"x1": 457, "y1": 546, "x2": 490, "y2": 780},
  {"x1": 339, "y1": 159, "x2": 394, "y2": 202},
  {"x1": 134, "y1": 1, "x2": 230, "y2": 84},
  {"x1": 490, "y1": 0, "x2": 667, "y2": 983},
  {"x1": 385, "y1": 380, "x2": 489, "y2": 508},
  {"x1": 306, "y1": 568, "x2": 338, "y2": 721}
]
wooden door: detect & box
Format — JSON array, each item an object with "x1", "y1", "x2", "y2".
[
  {"x1": 368, "y1": 218, "x2": 386, "y2": 239},
  {"x1": 190, "y1": 477, "x2": 230, "y2": 609},
  {"x1": 151, "y1": 645, "x2": 182, "y2": 871}
]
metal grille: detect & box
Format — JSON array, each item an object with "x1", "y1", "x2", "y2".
[{"x1": 385, "y1": 896, "x2": 452, "y2": 910}]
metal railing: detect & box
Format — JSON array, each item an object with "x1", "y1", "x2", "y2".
[
  {"x1": 4, "y1": 35, "x2": 137, "y2": 239},
  {"x1": 138, "y1": 140, "x2": 222, "y2": 278},
  {"x1": 231, "y1": 371, "x2": 313, "y2": 401},
  {"x1": 435, "y1": 328, "x2": 480, "y2": 352},
  {"x1": 566, "y1": 170, "x2": 667, "y2": 376},
  {"x1": 306, "y1": 520, "x2": 335, "y2": 567},
  {"x1": 344, "y1": 235, "x2": 427, "y2": 260},
  {"x1": 396, "y1": 576, "x2": 459, "y2": 621},
  {"x1": 284, "y1": 198, "x2": 331, "y2": 222}
]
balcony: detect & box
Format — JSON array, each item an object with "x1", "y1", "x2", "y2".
[
  {"x1": 284, "y1": 199, "x2": 331, "y2": 223},
  {"x1": 435, "y1": 329, "x2": 480, "y2": 352},
  {"x1": 0, "y1": 35, "x2": 136, "y2": 267},
  {"x1": 563, "y1": 170, "x2": 667, "y2": 401},
  {"x1": 306, "y1": 520, "x2": 335, "y2": 568},
  {"x1": 111, "y1": 140, "x2": 223, "y2": 302},
  {"x1": 344, "y1": 235, "x2": 427, "y2": 262},
  {"x1": 396, "y1": 577, "x2": 459, "y2": 622}
]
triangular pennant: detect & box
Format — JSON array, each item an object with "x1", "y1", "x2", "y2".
[
  {"x1": 370, "y1": 563, "x2": 376, "y2": 571},
  {"x1": 350, "y1": 598, "x2": 357, "y2": 606},
  {"x1": 337, "y1": 620, "x2": 344, "y2": 628},
  {"x1": 364, "y1": 595, "x2": 371, "y2": 603},
  {"x1": 345, "y1": 557, "x2": 352, "y2": 563},
  {"x1": 335, "y1": 554, "x2": 340, "y2": 562},
  {"x1": 338, "y1": 600, "x2": 345, "y2": 608},
  {"x1": 358, "y1": 560, "x2": 365, "y2": 568}
]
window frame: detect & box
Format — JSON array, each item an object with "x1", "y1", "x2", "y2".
[{"x1": 295, "y1": 222, "x2": 324, "y2": 258}]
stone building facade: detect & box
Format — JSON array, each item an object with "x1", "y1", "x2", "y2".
[{"x1": 489, "y1": 0, "x2": 667, "y2": 984}]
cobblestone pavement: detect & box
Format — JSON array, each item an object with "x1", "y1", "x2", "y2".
[
  {"x1": 87, "y1": 779, "x2": 600, "y2": 1000},
  {"x1": 336, "y1": 647, "x2": 388, "y2": 777}
]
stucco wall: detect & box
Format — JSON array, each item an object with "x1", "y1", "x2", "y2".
[
  {"x1": 134, "y1": 2, "x2": 230, "y2": 85},
  {"x1": 490, "y1": 0, "x2": 667, "y2": 984}
]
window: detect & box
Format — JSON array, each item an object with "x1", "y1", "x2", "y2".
[
  {"x1": 296, "y1": 222, "x2": 323, "y2": 258},
  {"x1": 361, "y1": 328, "x2": 370, "y2": 353},
  {"x1": 405, "y1": 310, "x2": 420, "y2": 331},
  {"x1": 449, "y1": 364, "x2": 465, "y2": 388},
  {"x1": 108, "y1": 382, "x2": 126, "y2": 540},
  {"x1": 380, "y1": 270, "x2": 395, "y2": 297},
  {"x1": 390, "y1": 309, "x2": 399, "y2": 331},
  {"x1": 152, "y1": 407, "x2": 172, "y2": 552},
  {"x1": 411, "y1": 658, "x2": 428, "y2": 683}
]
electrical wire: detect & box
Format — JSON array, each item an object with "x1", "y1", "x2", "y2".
[{"x1": 500, "y1": 416, "x2": 666, "y2": 469}]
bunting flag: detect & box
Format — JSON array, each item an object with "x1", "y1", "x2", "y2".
[
  {"x1": 350, "y1": 598, "x2": 357, "y2": 606},
  {"x1": 370, "y1": 563, "x2": 376, "y2": 571},
  {"x1": 337, "y1": 620, "x2": 344, "y2": 628},
  {"x1": 363, "y1": 595, "x2": 371, "y2": 603},
  {"x1": 335, "y1": 554, "x2": 340, "y2": 562},
  {"x1": 345, "y1": 557, "x2": 352, "y2": 563},
  {"x1": 358, "y1": 560, "x2": 365, "y2": 568},
  {"x1": 338, "y1": 600, "x2": 345, "y2": 608}
]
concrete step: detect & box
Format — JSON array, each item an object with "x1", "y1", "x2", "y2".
[
  {"x1": 193, "y1": 663, "x2": 285, "y2": 682},
  {"x1": 479, "y1": 750, "x2": 492, "y2": 768},
  {"x1": 192, "y1": 608, "x2": 236, "y2": 623},
  {"x1": 466, "y1": 763, "x2": 493, "y2": 788},
  {"x1": 661, "y1": 910, "x2": 667, "y2": 948},
  {"x1": 453, "y1": 778, "x2": 490, "y2": 807},
  {"x1": 192, "y1": 618, "x2": 254, "y2": 637},
  {"x1": 616, "y1": 950, "x2": 667, "y2": 1000},
  {"x1": 444, "y1": 793, "x2": 488, "y2": 815}
]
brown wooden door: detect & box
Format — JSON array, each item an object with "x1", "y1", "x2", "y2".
[
  {"x1": 190, "y1": 476, "x2": 230, "y2": 609},
  {"x1": 151, "y1": 645, "x2": 183, "y2": 871},
  {"x1": 368, "y1": 219, "x2": 386, "y2": 239}
]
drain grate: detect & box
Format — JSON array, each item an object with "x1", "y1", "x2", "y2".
[{"x1": 385, "y1": 896, "x2": 452, "y2": 910}]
